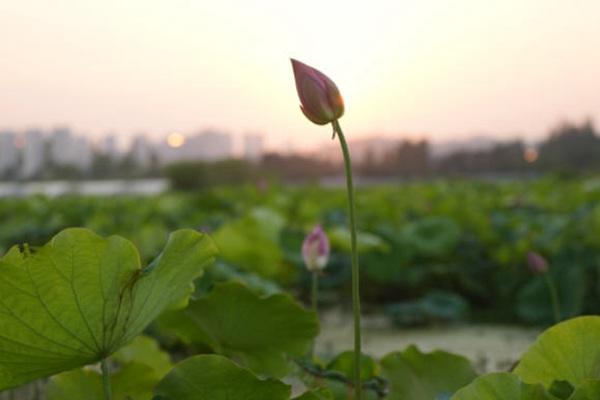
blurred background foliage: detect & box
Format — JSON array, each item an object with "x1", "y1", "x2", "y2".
[{"x1": 2, "y1": 177, "x2": 600, "y2": 326}]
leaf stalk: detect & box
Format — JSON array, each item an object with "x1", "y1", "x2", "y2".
[{"x1": 101, "y1": 358, "x2": 111, "y2": 400}]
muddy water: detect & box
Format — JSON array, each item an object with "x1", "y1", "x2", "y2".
[{"x1": 316, "y1": 310, "x2": 541, "y2": 373}]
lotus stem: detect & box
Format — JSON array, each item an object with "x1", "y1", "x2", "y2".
[
  {"x1": 332, "y1": 119, "x2": 362, "y2": 400},
  {"x1": 544, "y1": 274, "x2": 561, "y2": 324},
  {"x1": 310, "y1": 271, "x2": 319, "y2": 359},
  {"x1": 311, "y1": 271, "x2": 319, "y2": 315},
  {"x1": 101, "y1": 358, "x2": 111, "y2": 400}
]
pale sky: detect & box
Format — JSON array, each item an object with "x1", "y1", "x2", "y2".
[{"x1": 1, "y1": 0, "x2": 600, "y2": 150}]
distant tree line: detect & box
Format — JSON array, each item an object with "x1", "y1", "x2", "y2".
[
  {"x1": 8, "y1": 119, "x2": 599, "y2": 186},
  {"x1": 357, "y1": 119, "x2": 600, "y2": 179},
  {"x1": 164, "y1": 119, "x2": 600, "y2": 190},
  {"x1": 164, "y1": 154, "x2": 338, "y2": 190}
]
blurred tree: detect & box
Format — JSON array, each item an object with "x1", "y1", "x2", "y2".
[
  {"x1": 165, "y1": 159, "x2": 257, "y2": 190},
  {"x1": 260, "y1": 153, "x2": 339, "y2": 182},
  {"x1": 537, "y1": 119, "x2": 600, "y2": 172}
]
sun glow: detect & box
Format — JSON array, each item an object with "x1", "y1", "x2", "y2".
[
  {"x1": 524, "y1": 148, "x2": 539, "y2": 163},
  {"x1": 167, "y1": 132, "x2": 186, "y2": 148}
]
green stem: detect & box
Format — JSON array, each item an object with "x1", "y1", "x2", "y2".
[
  {"x1": 310, "y1": 271, "x2": 319, "y2": 359},
  {"x1": 101, "y1": 358, "x2": 111, "y2": 400},
  {"x1": 333, "y1": 119, "x2": 362, "y2": 400},
  {"x1": 544, "y1": 274, "x2": 561, "y2": 324},
  {"x1": 311, "y1": 271, "x2": 319, "y2": 314}
]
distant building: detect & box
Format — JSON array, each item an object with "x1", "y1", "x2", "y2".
[
  {"x1": 22, "y1": 129, "x2": 45, "y2": 178},
  {"x1": 49, "y1": 127, "x2": 74, "y2": 166},
  {"x1": 130, "y1": 135, "x2": 155, "y2": 168},
  {"x1": 348, "y1": 137, "x2": 402, "y2": 164},
  {"x1": 160, "y1": 129, "x2": 233, "y2": 164},
  {"x1": 313, "y1": 137, "x2": 402, "y2": 164},
  {"x1": 73, "y1": 136, "x2": 92, "y2": 171},
  {"x1": 98, "y1": 134, "x2": 119, "y2": 159},
  {"x1": 0, "y1": 130, "x2": 18, "y2": 176},
  {"x1": 243, "y1": 133, "x2": 264, "y2": 162},
  {"x1": 49, "y1": 127, "x2": 92, "y2": 171}
]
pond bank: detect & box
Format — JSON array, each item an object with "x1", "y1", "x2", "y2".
[{"x1": 317, "y1": 309, "x2": 541, "y2": 373}]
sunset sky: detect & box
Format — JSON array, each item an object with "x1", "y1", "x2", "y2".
[{"x1": 2, "y1": 0, "x2": 600, "y2": 150}]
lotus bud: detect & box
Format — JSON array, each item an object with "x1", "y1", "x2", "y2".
[
  {"x1": 302, "y1": 225, "x2": 330, "y2": 272},
  {"x1": 527, "y1": 251, "x2": 549, "y2": 274},
  {"x1": 291, "y1": 59, "x2": 344, "y2": 125}
]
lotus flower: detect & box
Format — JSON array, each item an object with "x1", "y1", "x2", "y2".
[
  {"x1": 527, "y1": 251, "x2": 549, "y2": 274},
  {"x1": 302, "y1": 225, "x2": 330, "y2": 272},
  {"x1": 291, "y1": 59, "x2": 344, "y2": 125}
]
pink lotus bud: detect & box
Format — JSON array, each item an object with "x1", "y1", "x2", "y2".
[
  {"x1": 302, "y1": 225, "x2": 330, "y2": 272},
  {"x1": 527, "y1": 251, "x2": 549, "y2": 274},
  {"x1": 291, "y1": 59, "x2": 344, "y2": 125}
]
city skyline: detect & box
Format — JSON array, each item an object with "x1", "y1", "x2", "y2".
[
  {"x1": 1, "y1": 1, "x2": 600, "y2": 151},
  {"x1": 0, "y1": 127, "x2": 265, "y2": 179}
]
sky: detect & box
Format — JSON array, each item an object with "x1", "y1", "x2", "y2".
[{"x1": 2, "y1": 0, "x2": 600, "y2": 150}]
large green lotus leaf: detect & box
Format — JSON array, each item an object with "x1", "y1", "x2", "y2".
[
  {"x1": 400, "y1": 217, "x2": 461, "y2": 257},
  {"x1": 293, "y1": 388, "x2": 334, "y2": 400},
  {"x1": 46, "y1": 368, "x2": 103, "y2": 400},
  {"x1": 158, "y1": 281, "x2": 319, "y2": 377},
  {"x1": 112, "y1": 335, "x2": 172, "y2": 377},
  {"x1": 324, "y1": 380, "x2": 379, "y2": 400},
  {"x1": 516, "y1": 264, "x2": 584, "y2": 324},
  {"x1": 47, "y1": 363, "x2": 159, "y2": 400},
  {"x1": 212, "y1": 207, "x2": 285, "y2": 277},
  {"x1": 326, "y1": 351, "x2": 378, "y2": 382},
  {"x1": 329, "y1": 227, "x2": 390, "y2": 253},
  {"x1": 48, "y1": 335, "x2": 173, "y2": 400},
  {"x1": 451, "y1": 373, "x2": 557, "y2": 400},
  {"x1": 153, "y1": 354, "x2": 291, "y2": 400},
  {"x1": 323, "y1": 351, "x2": 380, "y2": 400},
  {"x1": 0, "y1": 228, "x2": 217, "y2": 390},
  {"x1": 569, "y1": 380, "x2": 600, "y2": 399},
  {"x1": 514, "y1": 316, "x2": 600, "y2": 387},
  {"x1": 381, "y1": 345, "x2": 477, "y2": 399}
]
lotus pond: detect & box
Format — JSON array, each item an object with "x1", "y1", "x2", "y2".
[{"x1": 1, "y1": 178, "x2": 600, "y2": 399}]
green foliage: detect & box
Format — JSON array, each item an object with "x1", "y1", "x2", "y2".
[
  {"x1": 516, "y1": 263, "x2": 584, "y2": 323},
  {"x1": 515, "y1": 316, "x2": 600, "y2": 388},
  {"x1": 450, "y1": 373, "x2": 557, "y2": 400},
  {"x1": 7, "y1": 180, "x2": 600, "y2": 398},
  {"x1": 324, "y1": 352, "x2": 381, "y2": 400},
  {"x1": 153, "y1": 354, "x2": 291, "y2": 400},
  {"x1": 0, "y1": 228, "x2": 216, "y2": 390},
  {"x1": 293, "y1": 388, "x2": 334, "y2": 399},
  {"x1": 212, "y1": 207, "x2": 286, "y2": 278},
  {"x1": 328, "y1": 227, "x2": 389, "y2": 253},
  {"x1": 568, "y1": 381, "x2": 600, "y2": 400},
  {"x1": 157, "y1": 282, "x2": 319, "y2": 377},
  {"x1": 2, "y1": 179, "x2": 600, "y2": 324},
  {"x1": 112, "y1": 335, "x2": 173, "y2": 378},
  {"x1": 548, "y1": 380, "x2": 575, "y2": 399},
  {"x1": 48, "y1": 361, "x2": 164, "y2": 400},
  {"x1": 47, "y1": 335, "x2": 173, "y2": 400},
  {"x1": 381, "y1": 345, "x2": 478, "y2": 400},
  {"x1": 47, "y1": 368, "x2": 104, "y2": 400},
  {"x1": 196, "y1": 260, "x2": 282, "y2": 296},
  {"x1": 400, "y1": 217, "x2": 461, "y2": 258},
  {"x1": 327, "y1": 351, "x2": 378, "y2": 382}
]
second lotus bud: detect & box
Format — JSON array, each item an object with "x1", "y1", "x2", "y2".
[
  {"x1": 527, "y1": 251, "x2": 549, "y2": 274},
  {"x1": 302, "y1": 225, "x2": 330, "y2": 272}
]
